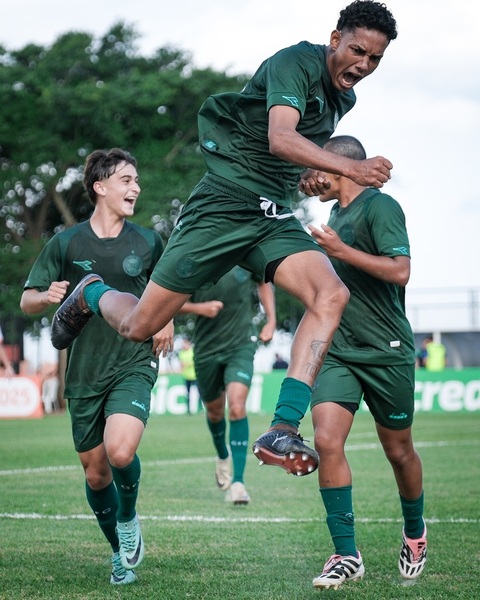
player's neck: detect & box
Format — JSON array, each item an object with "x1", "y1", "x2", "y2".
[{"x1": 89, "y1": 210, "x2": 126, "y2": 239}]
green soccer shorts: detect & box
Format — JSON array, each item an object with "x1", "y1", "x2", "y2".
[
  {"x1": 68, "y1": 371, "x2": 155, "y2": 453},
  {"x1": 194, "y1": 342, "x2": 257, "y2": 403},
  {"x1": 150, "y1": 173, "x2": 324, "y2": 293},
  {"x1": 311, "y1": 355, "x2": 416, "y2": 430}
]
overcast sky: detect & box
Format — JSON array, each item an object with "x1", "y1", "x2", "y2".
[{"x1": 2, "y1": 0, "x2": 480, "y2": 302}]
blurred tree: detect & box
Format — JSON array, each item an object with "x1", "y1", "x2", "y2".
[
  {"x1": 0, "y1": 22, "x2": 248, "y2": 325},
  {"x1": 0, "y1": 22, "x2": 306, "y2": 336}
]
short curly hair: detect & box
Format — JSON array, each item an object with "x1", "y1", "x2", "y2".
[
  {"x1": 83, "y1": 148, "x2": 137, "y2": 206},
  {"x1": 337, "y1": 1, "x2": 398, "y2": 41}
]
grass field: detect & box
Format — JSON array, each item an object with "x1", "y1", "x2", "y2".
[{"x1": 1, "y1": 410, "x2": 479, "y2": 599}]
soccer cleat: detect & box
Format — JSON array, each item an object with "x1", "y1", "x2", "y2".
[
  {"x1": 215, "y1": 456, "x2": 232, "y2": 491},
  {"x1": 226, "y1": 482, "x2": 251, "y2": 505},
  {"x1": 50, "y1": 273, "x2": 104, "y2": 350},
  {"x1": 117, "y1": 514, "x2": 145, "y2": 570},
  {"x1": 252, "y1": 429, "x2": 319, "y2": 476},
  {"x1": 110, "y1": 552, "x2": 137, "y2": 585},
  {"x1": 312, "y1": 552, "x2": 365, "y2": 590},
  {"x1": 398, "y1": 525, "x2": 427, "y2": 579}
]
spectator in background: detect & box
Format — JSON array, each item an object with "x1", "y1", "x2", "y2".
[
  {"x1": 177, "y1": 337, "x2": 198, "y2": 414},
  {"x1": 0, "y1": 326, "x2": 15, "y2": 376},
  {"x1": 415, "y1": 337, "x2": 428, "y2": 368},
  {"x1": 424, "y1": 336, "x2": 447, "y2": 371},
  {"x1": 272, "y1": 353, "x2": 289, "y2": 370}
]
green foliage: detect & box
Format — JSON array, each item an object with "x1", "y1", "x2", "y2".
[
  {"x1": 0, "y1": 21, "x2": 249, "y2": 325},
  {"x1": 0, "y1": 21, "x2": 303, "y2": 332}
]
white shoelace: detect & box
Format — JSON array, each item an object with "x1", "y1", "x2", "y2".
[{"x1": 259, "y1": 198, "x2": 294, "y2": 220}]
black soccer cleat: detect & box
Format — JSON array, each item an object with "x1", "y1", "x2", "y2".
[
  {"x1": 50, "y1": 274, "x2": 104, "y2": 350},
  {"x1": 252, "y1": 429, "x2": 319, "y2": 476}
]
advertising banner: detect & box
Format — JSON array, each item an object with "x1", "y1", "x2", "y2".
[
  {"x1": 0, "y1": 376, "x2": 43, "y2": 419},
  {"x1": 151, "y1": 369, "x2": 480, "y2": 415}
]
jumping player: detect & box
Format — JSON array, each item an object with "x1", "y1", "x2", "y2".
[{"x1": 49, "y1": 1, "x2": 398, "y2": 479}]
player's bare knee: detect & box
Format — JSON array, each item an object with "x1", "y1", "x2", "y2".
[
  {"x1": 107, "y1": 446, "x2": 135, "y2": 469},
  {"x1": 332, "y1": 279, "x2": 350, "y2": 310},
  {"x1": 85, "y1": 470, "x2": 110, "y2": 490},
  {"x1": 314, "y1": 429, "x2": 341, "y2": 455}
]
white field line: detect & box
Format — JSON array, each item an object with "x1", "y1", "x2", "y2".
[
  {"x1": 0, "y1": 439, "x2": 478, "y2": 477},
  {"x1": 1, "y1": 438, "x2": 478, "y2": 525},
  {"x1": 0, "y1": 513, "x2": 477, "y2": 524}
]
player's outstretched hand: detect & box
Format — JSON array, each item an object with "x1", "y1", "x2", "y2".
[{"x1": 152, "y1": 320, "x2": 174, "y2": 358}]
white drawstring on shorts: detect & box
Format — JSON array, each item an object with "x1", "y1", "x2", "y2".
[{"x1": 259, "y1": 198, "x2": 294, "y2": 220}]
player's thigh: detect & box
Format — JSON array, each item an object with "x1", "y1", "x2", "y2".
[
  {"x1": 311, "y1": 356, "x2": 364, "y2": 407},
  {"x1": 358, "y1": 364, "x2": 415, "y2": 430},
  {"x1": 150, "y1": 189, "x2": 255, "y2": 293},
  {"x1": 223, "y1": 343, "x2": 256, "y2": 391},
  {"x1": 104, "y1": 371, "x2": 155, "y2": 427},
  {"x1": 68, "y1": 395, "x2": 107, "y2": 453},
  {"x1": 243, "y1": 214, "x2": 325, "y2": 288},
  {"x1": 195, "y1": 354, "x2": 226, "y2": 403}
]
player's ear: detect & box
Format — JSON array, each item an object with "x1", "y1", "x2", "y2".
[
  {"x1": 93, "y1": 181, "x2": 106, "y2": 196},
  {"x1": 330, "y1": 30, "x2": 341, "y2": 51}
]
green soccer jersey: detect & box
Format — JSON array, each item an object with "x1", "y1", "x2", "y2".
[
  {"x1": 23, "y1": 220, "x2": 164, "y2": 397},
  {"x1": 198, "y1": 42, "x2": 356, "y2": 206},
  {"x1": 191, "y1": 266, "x2": 260, "y2": 357},
  {"x1": 326, "y1": 188, "x2": 415, "y2": 365}
]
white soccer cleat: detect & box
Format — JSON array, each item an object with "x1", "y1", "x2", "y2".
[
  {"x1": 398, "y1": 525, "x2": 427, "y2": 579},
  {"x1": 313, "y1": 552, "x2": 365, "y2": 590},
  {"x1": 226, "y1": 482, "x2": 251, "y2": 505},
  {"x1": 215, "y1": 456, "x2": 232, "y2": 491},
  {"x1": 117, "y1": 514, "x2": 144, "y2": 570}
]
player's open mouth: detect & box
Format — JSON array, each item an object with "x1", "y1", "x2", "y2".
[
  {"x1": 342, "y1": 72, "x2": 361, "y2": 87},
  {"x1": 125, "y1": 196, "x2": 136, "y2": 205}
]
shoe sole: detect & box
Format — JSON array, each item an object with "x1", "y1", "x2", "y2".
[
  {"x1": 252, "y1": 444, "x2": 318, "y2": 476},
  {"x1": 312, "y1": 572, "x2": 364, "y2": 590}
]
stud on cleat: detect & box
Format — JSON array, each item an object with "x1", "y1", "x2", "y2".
[{"x1": 251, "y1": 429, "x2": 319, "y2": 476}]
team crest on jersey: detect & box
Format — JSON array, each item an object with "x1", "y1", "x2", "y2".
[
  {"x1": 123, "y1": 253, "x2": 143, "y2": 277},
  {"x1": 339, "y1": 224, "x2": 355, "y2": 245}
]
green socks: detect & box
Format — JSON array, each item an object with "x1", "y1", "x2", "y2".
[
  {"x1": 400, "y1": 491, "x2": 425, "y2": 539},
  {"x1": 230, "y1": 417, "x2": 249, "y2": 484},
  {"x1": 110, "y1": 454, "x2": 141, "y2": 523},
  {"x1": 207, "y1": 417, "x2": 229, "y2": 460},
  {"x1": 83, "y1": 281, "x2": 115, "y2": 316},
  {"x1": 85, "y1": 481, "x2": 119, "y2": 552},
  {"x1": 320, "y1": 486, "x2": 357, "y2": 557},
  {"x1": 271, "y1": 377, "x2": 312, "y2": 429}
]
